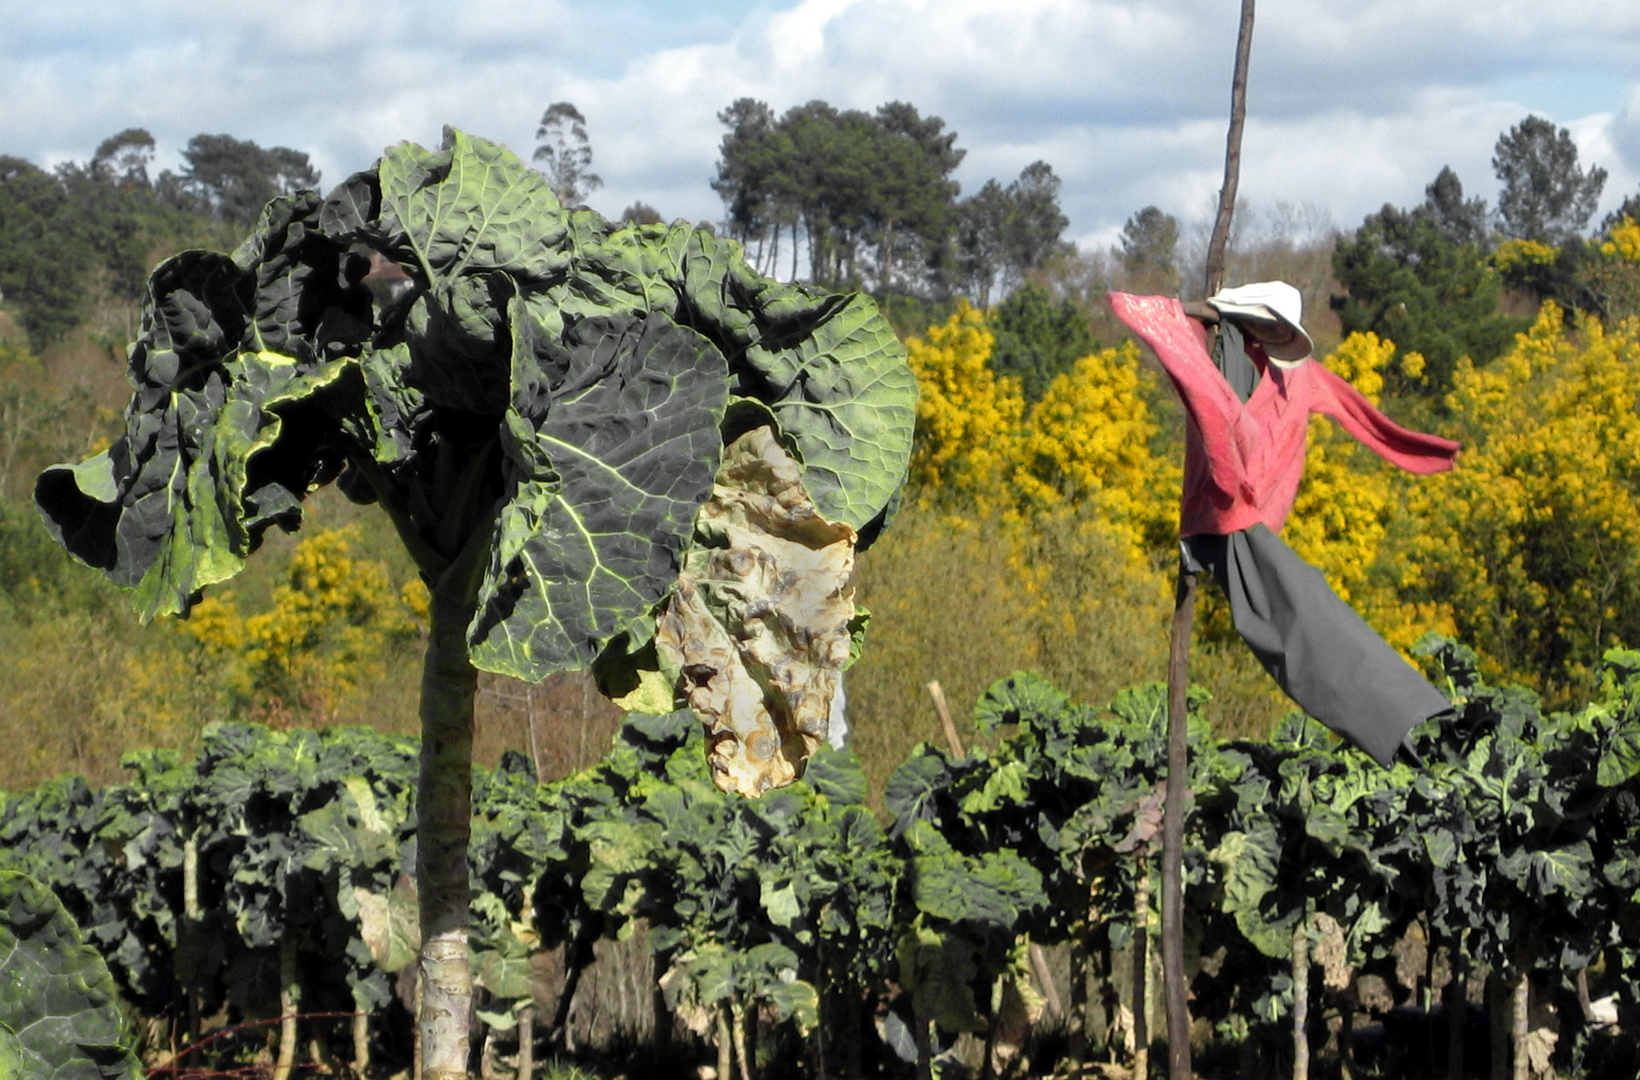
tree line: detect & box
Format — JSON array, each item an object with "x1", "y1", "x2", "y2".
[
  {"x1": 711, "y1": 98, "x2": 1071, "y2": 301},
  {"x1": 0, "y1": 128, "x2": 319, "y2": 350}
]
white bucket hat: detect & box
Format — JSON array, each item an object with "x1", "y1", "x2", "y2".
[{"x1": 1206, "y1": 281, "x2": 1314, "y2": 365}]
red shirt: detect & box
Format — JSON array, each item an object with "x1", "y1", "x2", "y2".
[{"x1": 1109, "y1": 292, "x2": 1460, "y2": 537}]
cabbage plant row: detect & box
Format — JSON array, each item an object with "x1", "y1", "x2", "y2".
[{"x1": 8, "y1": 641, "x2": 1640, "y2": 1078}]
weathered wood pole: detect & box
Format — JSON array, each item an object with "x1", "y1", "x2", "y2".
[
  {"x1": 1204, "y1": 0, "x2": 1257, "y2": 299},
  {"x1": 1161, "y1": 570, "x2": 1196, "y2": 1080},
  {"x1": 1161, "y1": 3, "x2": 1256, "y2": 1079}
]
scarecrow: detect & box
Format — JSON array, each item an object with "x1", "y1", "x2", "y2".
[{"x1": 1110, "y1": 283, "x2": 1459, "y2": 767}]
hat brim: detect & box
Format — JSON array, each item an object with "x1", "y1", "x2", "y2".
[{"x1": 1207, "y1": 301, "x2": 1313, "y2": 364}]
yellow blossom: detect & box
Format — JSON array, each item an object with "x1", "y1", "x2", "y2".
[{"x1": 1491, "y1": 238, "x2": 1560, "y2": 273}]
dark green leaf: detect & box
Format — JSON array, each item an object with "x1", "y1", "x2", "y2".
[
  {"x1": 0, "y1": 872, "x2": 141, "y2": 1080},
  {"x1": 468, "y1": 309, "x2": 728, "y2": 680}
]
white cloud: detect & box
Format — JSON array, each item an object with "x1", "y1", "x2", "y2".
[{"x1": 2, "y1": 0, "x2": 1638, "y2": 244}]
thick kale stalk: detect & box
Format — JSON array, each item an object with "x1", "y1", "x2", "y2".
[
  {"x1": 33, "y1": 128, "x2": 915, "y2": 1075},
  {"x1": 416, "y1": 533, "x2": 488, "y2": 1078}
]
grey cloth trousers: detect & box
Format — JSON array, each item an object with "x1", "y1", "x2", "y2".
[{"x1": 1181, "y1": 524, "x2": 1450, "y2": 767}]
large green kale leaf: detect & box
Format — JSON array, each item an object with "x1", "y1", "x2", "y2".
[{"x1": 0, "y1": 872, "x2": 141, "y2": 1080}]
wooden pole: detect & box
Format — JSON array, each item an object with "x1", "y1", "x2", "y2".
[
  {"x1": 1161, "y1": 570, "x2": 1197, "y2": 1080},
  {"x1": 1161, "y1": 4, "x2": 1256, "y2": 1079},
  {"x1": 1205, "y1": 0, "x2": 1257, "y2": 298}
]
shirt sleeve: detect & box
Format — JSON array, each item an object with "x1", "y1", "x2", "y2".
[
  {"x1": 1308, "y1": 364, "x2": 1460, "y2": 474},
  {"x1": 1108, "y1": 292, "x2": 1256, "y2": 501}
]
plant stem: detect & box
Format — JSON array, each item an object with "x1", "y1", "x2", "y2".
[
  {"x1": 273, "y1": 935, "x2": 298, "y2": 1080},
  {"x1": 1486, "y1": 970, "x2": 1508, "y2": 1080},
  {"x1": 1447, "y1": 938, "x2": 1466, "y2": 1080},
  {"x1": 914, "y1": 1006, "x2": 934, "y2": 1080},
  {"x1": 1292, "y1": 914, "x2": 1309, "y2": 1080},
  {"x1": 517, "y1": 1005, "x2": 535, "y2": 1080},
  {"x1": 1029, "y1": 936, "x2": 1064, "y2": 1020},
  {"x1": 416, "y1": 534, "x2": 487, "y2": 1080},
  {"x1": 1068, "y1": 932, "x2": 1088, "y2": 1071},
  {"x1": 182, "y1": 835, "x2": 201, "y2": 1045},
  {"x1": 717, "y1": 1005, "x2": 735, "y2": 1080},
  {"x1": 1511, "y1": 970, "x2": 1529, "y2": 1080},
  {"x1": 550, "y1": 930, "x2": 593, "y2": 1051},
  {"x1": 352, "y1": 1007, "x2": 370, "y2": 1080},
  {"x1": 1132, "y1": 862, "x2": 1150, "y2": 1078}
]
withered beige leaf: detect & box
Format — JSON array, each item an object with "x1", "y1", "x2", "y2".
[
  {"x1": 1312, "y1": 911, "x2": 1352, "y2": 991},
  {"x1": 657, "y1": 426, "x2": 857, "y2": 797}
]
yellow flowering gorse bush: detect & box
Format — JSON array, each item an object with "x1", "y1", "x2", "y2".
[
  {"x1": 1600, "y1": 216, "x2": 1640, "y2": 264},
  {"x1": 904, "y1": 301, "x2": 1024, "y2": 506},
  {"x1": 1404, "y1": 303, "x2": 1640, "y2": 702},
  {"x1": 1491, "y1": 238, "x2": 1560, "y2": 273},
  {"x1": 185, "y1": 526, "x2": 427, "y2": 725}
]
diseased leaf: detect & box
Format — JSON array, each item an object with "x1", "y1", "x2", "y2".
[
  {"x1": 354, "y1": 875, "x2": 420, "y2": 974},
  {"x1": 656, "y1": 426, "x2": 857, "y2": 797}
]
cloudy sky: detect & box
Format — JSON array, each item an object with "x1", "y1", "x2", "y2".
[{"x1": 5, "y1": 0, "x2": 1640, "y2": 256}]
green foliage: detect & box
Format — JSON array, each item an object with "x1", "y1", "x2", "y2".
[
  {"x1": 713, "y1": 97, "x2": 1070, "y2": 303},
  {"x1": 714, "y1": 98, "x2": 964, "y2": 291},
  {"x1": 170, "y1": 134, "x2": 321, "y2": 226},
  {"x1": 954, "y1": 162, "x2": 1073, "y2": 307},
  {"x1": 0, "y1": 142, "x2": 239, "y2": 351},
  {"x1": 0, "y1": 871, "x2": 141, "y2": 1080},
  {"x1": 0, "y1": 158, "x2": 98, "y2": 349},
  {"x1": 986, "y1": 281, "x2": 1095, "y2": 402},
  {"x1": 1332, "y1": 184, "x2": 1526, "y2": 392},
  {"x1": 1119, "y1": 205, "x2": 1181, "y2": 294},
  {"x1": 534, "y1": 102, "x2": 603, "y2": 208}
]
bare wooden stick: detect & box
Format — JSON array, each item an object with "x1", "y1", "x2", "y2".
[
  {"x1": 1205, "y1": 0, "x2": 1257, "y2": 297},
  {"x1": 1158, "y1": 5, "x2": 1256, "y2": 1079},
  {"x1": 1162, "y1": 570, "x2": 1197, "y2": 1080},
  {"x1": 926, "y1": 680, "x2": 965, "y2": 758}
]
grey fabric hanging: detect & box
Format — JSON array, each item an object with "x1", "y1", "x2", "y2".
[
  {"x1": 1181, "y1": 524, "x2": 1449, "y2": 767},
  {"x1": 1212, "y1": 321, "x2": 1261, "y2": 403}
]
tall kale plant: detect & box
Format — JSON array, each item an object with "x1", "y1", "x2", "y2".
[{"x1": 34, "y1": 128, "x2": 914, "y2": 1076}]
